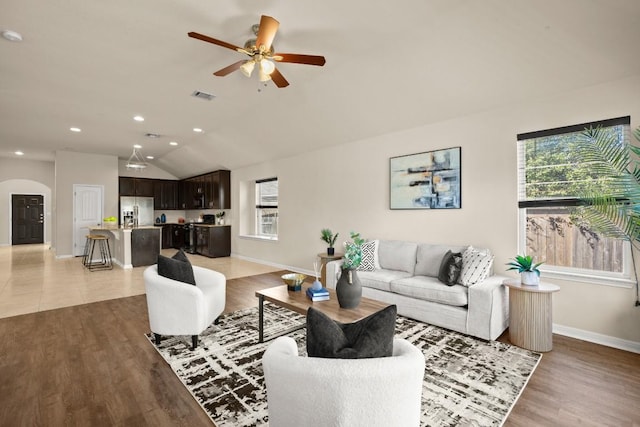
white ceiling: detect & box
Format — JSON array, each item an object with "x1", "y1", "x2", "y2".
[{"x1": 1, "y1": 0, "x2": 639, "y2": 179}]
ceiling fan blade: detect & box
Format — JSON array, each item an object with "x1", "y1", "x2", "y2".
[
  {"x1": 255, "y1": 15, "x2": 279, "y2": 51},
  {"x1": 188, "y1": 32, "x2": 242, "y2": 51},
  {"x1": 273, "y1": 53, "x2": 326, "y2": 66},
  {"x1": 270, "y1": 67, "x2": 289, "y2": 88},
  {"x1": 213, "y1": 60, "x2": 246, "y2": 76}
]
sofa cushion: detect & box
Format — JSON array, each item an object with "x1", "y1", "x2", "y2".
[
  {"x1": 458, "y1": 246, "x2": 494, "y2": 287},
  {"x1": 357, "y1": 240, "x2": 380, "y2": 272},
  {"x1": 390, "y1": 276, "x2": 469, "y2": 306},
  {"x1": 357, "y1": 269, "x2": 413, "y2": 292},
  {"x1": 377, "y1": 240, "x2": 418, "y2": 274},
  {"x1": 157, "y1": 249, "x2": 196, "y2": 286},
  {"x1": 306, "y1": 305, "x2": 397, "y2": 359},
  {"x1": 415, "y1": 244, "x2": 465, "y2": 277},
  {"x1": 437, "y1": 250, "x2": 463, "y2": 286}
]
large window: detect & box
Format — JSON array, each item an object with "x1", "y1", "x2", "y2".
[
  {"x1": 517, "y1": 116, "x2": 632, "y2": 285},
  {"x1": 256, "y1": 178, "x2": 278, "y2": 238}
]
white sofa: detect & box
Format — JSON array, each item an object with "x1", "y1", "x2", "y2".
[
  {"x1": 326, "y1": 240, "x2": 509, "y2": 341},
  {"x1": 263, "y1": 336, "x2": 425, "y2": 427}
]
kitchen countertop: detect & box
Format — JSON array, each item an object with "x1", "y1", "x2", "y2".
[{"x1": 90, "y1": 226, "x2": 161, "y2": 231}]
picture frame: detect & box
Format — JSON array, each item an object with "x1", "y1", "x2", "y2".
[{"x1": 390, "y1": 147, "x2": 461, "y2": 209}]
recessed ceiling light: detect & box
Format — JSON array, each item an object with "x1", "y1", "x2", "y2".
[
  {"x1": 2, "y1": 30, "x2": 22, "y2": 42},
  {"x1": 133, "y1": 115, "x2": 145, "y2": 122},
  {"x1": 15, "y1": 151, "x2": 24, "y2": 156},
  {"x1": 169, "y1": 141, "x2": 178, "y2": 146},
  {"x1": 146, "y1": 156, "x2": 154, "y2": 160},
  {"x1": 133, "y1": 144, "x2": 142, "y2": 149},
  {"x1": 70, "y1": 127, "x2": 81, "y2": 132},
  {"x1": 193, "y1": 128, "x2": 203, "y2": 133}
]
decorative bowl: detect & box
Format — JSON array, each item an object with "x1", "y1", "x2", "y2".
[{"x1": 281, "y1": 273, "x2": 306, "y2": 292}]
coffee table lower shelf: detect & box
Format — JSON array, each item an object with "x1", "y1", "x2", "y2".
[{"x1": 255, "y1": 285, "x2": 389, "y2": 343}]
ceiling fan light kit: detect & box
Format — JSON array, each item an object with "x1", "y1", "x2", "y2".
[{"x1": 188, "y1": 15, "x2": 326, "y2": 88}]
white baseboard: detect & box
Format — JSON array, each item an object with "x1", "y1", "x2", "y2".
[{"x1": 553, "y1": 323, "x2": 640, "y2": 354}]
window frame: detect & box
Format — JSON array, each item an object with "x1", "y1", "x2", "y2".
[
  {"x1": 516, "y1": 116, "x2": 634, "y2": 288},
  {"x1": 255, "y1": 177, "x2": 278, "y2": 239}
]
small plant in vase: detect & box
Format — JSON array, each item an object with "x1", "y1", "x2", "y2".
[
  {"x1": 506, "y1": 255, "x2": 544, "y2": 285},
  {"x1": 320, "y1": 228, "x2": 339, "y2": 255},
  {"x1": 215, "y1": 211, "x2": 225, "y2": 225},
  {"x1": 336, "y1": 232, "x2": 365, "y2": 308}
]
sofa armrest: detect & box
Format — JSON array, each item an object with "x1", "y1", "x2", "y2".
[
  {"x1": 325, "y1": 259, "x2": 344, "y2": 289},
  {"x1": 466, "y1": 274, "x2": 510, "y2": 341}
]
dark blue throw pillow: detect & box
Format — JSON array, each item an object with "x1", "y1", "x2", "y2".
[
  {"x1": 306, "y1": 305, "x2": 397, "y2": 359},
  {"x1": 157, "y1": 249, "x2": 196, "y2": 286}
]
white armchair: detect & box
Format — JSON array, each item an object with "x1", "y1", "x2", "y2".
[
  {"x1": 143, "y1": 264, "x2": 226, "y2": 350},
  {"x1": 262, "y1": 337, "x2": 425, "y2": 427}
]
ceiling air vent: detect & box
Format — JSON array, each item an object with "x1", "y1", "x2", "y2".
[
  {"x1": 145, "y1": 133, "x2": 161, "y2": 138},
  {"x1": 192, "y1": 90, "x2": 216, "y2": 101}
]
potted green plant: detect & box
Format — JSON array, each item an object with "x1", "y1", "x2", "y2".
[
  {"x1": 506, "y1": 255, "x2": 544, "y2": 285},
  {"x1": 320, "y1": 228, "x2": 339, "y2": 255},
  {"x1": 572, "y1": 125, "x2": 640, "y2": 305},
  {"x1": 215, "y1": 211, "x2": 225, "y2": 225}
]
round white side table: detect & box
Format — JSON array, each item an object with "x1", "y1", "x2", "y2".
[{"x1": 503, "y1": 279, "x2": 560, "y2": 352}]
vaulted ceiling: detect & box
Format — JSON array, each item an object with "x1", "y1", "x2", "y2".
[{"x1": 1, "y1": 0, "x2": 639, "y2": 179}]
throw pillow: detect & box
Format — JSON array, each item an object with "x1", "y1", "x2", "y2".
[
  {"x1": 306, "y1": 304, "x2": 397, "y2": 359},
  {"x1": 458, "y1": 246, "x2": 494, "y2": 287},
  {"x1": 437, "y1": 250, "x2": 463, "y2": 286},
  {"x1": 157, "y1": 249, "x2": 196, "y2": 286},
  {"x1": 357, "y1": 240, "x2": 380, "y2": 272}
]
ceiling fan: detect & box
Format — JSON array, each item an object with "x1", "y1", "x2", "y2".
[{"x1": 188, "y1": 15, "x2": 326, "y2": 88}]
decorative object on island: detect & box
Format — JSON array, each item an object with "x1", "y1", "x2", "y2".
[
  {"x1": 336, "y1": 231, "x2": 365, "y2": 308},
  {"x1": 506, "y1": 254, "x2": 544, "y2": 286},
  {"x1": 311, "y1": 260, "x2": 323, "y2": 291},
  {"x1": 320, "y1": 228, "x2": 339, "y2": 255},
  {"x1": 390, "y1": 146, "x2": 461, "y2": 209},
  {"x1": 102, "y1": 216, "x2": 117, "y2": 228},
  {"x1": 215, "y1": 211, "x2": 225, "y2": 225},
  {"x1": 281, "y1": 273, "x2": 306, "y2": 292}
]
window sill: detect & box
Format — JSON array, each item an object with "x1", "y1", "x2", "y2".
[
  {"x1": 239, "y1": 234, "x2": 278, "y2": 242},
  {"x1": 540, "y1": 268, "x2": 635, "y2": 289}
]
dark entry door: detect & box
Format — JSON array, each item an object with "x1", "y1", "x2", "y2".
[{"x1": 12, "y1": 194, "x2": 44, "y2": 245}]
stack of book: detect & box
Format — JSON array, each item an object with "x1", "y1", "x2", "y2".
[{"x1": 306, "y1": 287, "x2": 330, "y2": 301}]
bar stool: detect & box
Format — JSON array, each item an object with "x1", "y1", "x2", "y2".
[{"x1": 83, "y1": 234, "x2": 113, "y2": 270}]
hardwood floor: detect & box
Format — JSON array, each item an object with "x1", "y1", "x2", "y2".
[{"x1": 0, "y1": 249, "x2": 638, "y2": 425}]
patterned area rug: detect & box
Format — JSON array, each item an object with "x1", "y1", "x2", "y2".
[{"x1": 146, "y1": 303, "x2": 541, "y2": 426}]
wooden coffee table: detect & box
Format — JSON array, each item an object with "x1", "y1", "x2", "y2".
[{"x1": 255, "y1": 285, "x2": 389, "y2": 343}]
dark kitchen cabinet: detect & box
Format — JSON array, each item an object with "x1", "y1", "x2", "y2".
[
  {"x1": 135, "y1": 178, "x2": 155, "y2": 197},
  {"x1": 154, "y1": 180, "x2": 178, "y2": 210},
  {"x1": 119, "y1": 177, "x2": 155, "y2": 198},
  {"x1": 195, "y1": 225, "x2": 230, "y2": 258},
  {"x1": 131, "y1": 228, "x2": 161, "y2": 267},
  {"x1": 161, "y1": 225, "x2": 172, "y2": 249},
  {"x1": 205, "y1": 170, "x2": 231, "y2": 209},
  {"x1": 119, "y1": 177, "x2": 136, "y2": 196}
]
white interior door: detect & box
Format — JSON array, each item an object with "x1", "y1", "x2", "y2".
[{"x1": 73, "y1": 185, "x2": 103, "y2": 256}]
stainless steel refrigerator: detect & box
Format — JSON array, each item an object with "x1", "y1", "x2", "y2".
[{"x1": 120, "y1": 196, "x2": 154, "y2": 227}]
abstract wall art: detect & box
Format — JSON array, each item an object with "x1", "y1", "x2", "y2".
[{"x1": 390, "y1": 147, "x2": 461, "y2": 209}]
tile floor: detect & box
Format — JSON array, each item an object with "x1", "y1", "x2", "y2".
[{"x1": 0, "y1": 244, "x2": 281, "y2": 319}]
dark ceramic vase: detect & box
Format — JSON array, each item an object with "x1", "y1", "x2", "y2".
[
  {"x1": 336, "y1": 268, "x2": 362, "y2": 309},
  {"x1": 327, "y1": 247, "x2": 335, "y2": 256}
]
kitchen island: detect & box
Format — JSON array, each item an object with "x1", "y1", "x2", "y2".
[{"x1": 88, "y1": 226, "x2": 161, "y2": 268}]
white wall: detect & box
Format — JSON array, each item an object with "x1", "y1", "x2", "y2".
[
  {"x1": 0, "y1": 158, "x2": 55, "y2": 245},
  {"x1": 231, "y1": 74, "x2": 640, "y2": 346}
]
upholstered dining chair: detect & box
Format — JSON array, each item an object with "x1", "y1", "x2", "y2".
[
  {"x1": 143, "y1": 264, "x2": 226, "y2": 350},
  {"x1": 262, "y1": 336, "x2": 425, "y2": 427}
]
